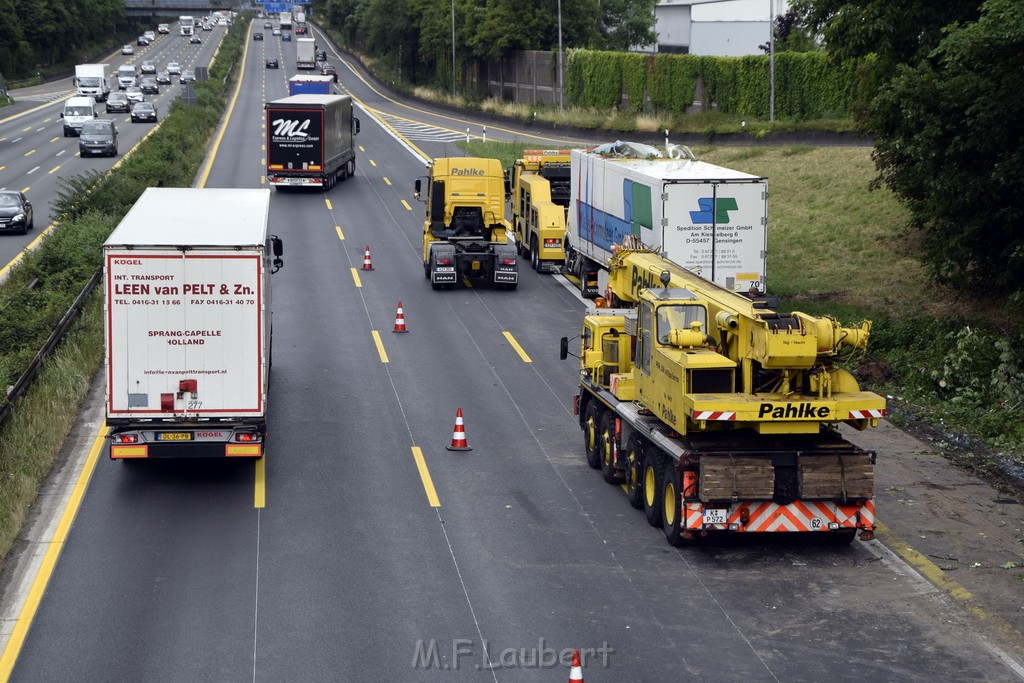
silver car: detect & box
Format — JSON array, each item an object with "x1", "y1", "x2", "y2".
[{"x1": 125, "y1": 86, "x2": 145, "y2": 103}]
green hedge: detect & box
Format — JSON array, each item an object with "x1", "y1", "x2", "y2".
[{"x1": 566, "y1": 49, "x2": 875, "y2": 120}]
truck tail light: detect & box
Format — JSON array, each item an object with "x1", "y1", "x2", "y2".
[
  {"x1": 501, "y1": 258, "x2": 516, "y2": 266},
  {"x1": 436, "y1": 257, "x2": 452, "y2": 266},
  {"x1": 114, "y1": 434, "x2": 139, "y2": 444},
  {"x1": 234, "y1": 432, "x2": 261, "y2": 443},
  {"x1": 544, "y1": 238, "x2": 561, "y2": 248}
]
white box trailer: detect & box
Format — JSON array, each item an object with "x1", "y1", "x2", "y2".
[
  {"x1": 74, "y1": 63, "x2": 110, "y2": 101},
  {"x1": 566, "y1": 143, "x2": 768, "y2": 299},
  {"x1": 104, "y1": 188, "x2": 283, "y2": 459}
]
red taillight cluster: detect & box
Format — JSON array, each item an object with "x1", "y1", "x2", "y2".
[
  {"x1": 114, "y1": 434, "x2": 139, "y2": 444},
  {"x1": 501, "y1": 258, "x2": 516, "y2": 266},
  {"x1": 234, "y1": 433, "x2": 260, "y2": 443},
  {"x1": 543, "y1": 238, "x2": 561, "y2": 247},
  {"x1": 436, "y1": 257, "x2": 452, "y2": 266}
]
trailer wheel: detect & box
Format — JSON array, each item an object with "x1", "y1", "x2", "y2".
[
  {"x1": 600, "y1": 413, "x2": 624, "y2": 484},
  {"x1": 642, "y1": 450, "x2": 664, "y2": 527},
  {"x1": 662, "y1": 463, "x2": 692, "y2": 546},
  {"x1": 530, "y1": 237, "x2": 541, "y2": 272},
  {"x1": 583, "y1": 402, "x2": 602, "y2": 469},
  {"x1": 624, "y1": 436, "x2": 644, "y2": 509}
]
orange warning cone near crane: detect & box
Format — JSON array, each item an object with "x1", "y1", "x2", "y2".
[
  {"x1": 446, "y1": 407, "x2": 472, "y2": 451},
  {"x1": 362, "y1": 245, "x2": 374, "y2": 270},
  {"x1": 392, "y1": 301, "x2": 408, "y2": 333},
  {"x1": 567, "y1": 649, "x2": 584, "y2": 682}
]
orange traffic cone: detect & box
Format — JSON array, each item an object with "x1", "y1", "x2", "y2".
[
  {"x1": 446, "y1": 407, "x2": 472, "y2": 451},
  {"x1": 567, "y1": 649, "x2": 584, "y2": 682},
  {"x1": 362, "y1": 245, "x2": 374, "y2": 270},
  {"x1": 392, "y1": 301, "x2": 408, "y2": 333}
]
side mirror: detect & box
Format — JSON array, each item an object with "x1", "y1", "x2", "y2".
[
  {"x1": 414, "y1": 178, "x2": 422, "y2": 201},
  {"x1": 559, "y1": 337, "x2": 569, "y2": 361},
  {"x1": 59, "y1": 112, "x2": 64, "y2": 118},
  {"x1": 353, "y1": 117, "x2": 360, "y2": 135},
  {"x1": 270, "y1": 235, "x2": 284, "y2": 257}
]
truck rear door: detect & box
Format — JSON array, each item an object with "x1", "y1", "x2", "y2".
[
  {"x1": 105, "y1": 249, "x2": 265, "y2": 419},
  {"x1": 662, "y1": 181, "x2": 767, "y2": 292}
]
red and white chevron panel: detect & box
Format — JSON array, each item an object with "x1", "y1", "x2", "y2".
[
  {"x1": 690, "y1": 411, "x2": 736, "y2": 421},
  {"x1": 847, "y1": 409, "x2": 886, "y2": 419},
  {"x1": 685, "y1": 500, "x2": 875, "y2": 532}
]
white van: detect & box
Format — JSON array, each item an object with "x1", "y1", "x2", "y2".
[
  {"x1": 117, "y1": 65, "x2": 137, "y2": 90},
  {"x1": 61, "y1": 96, "x2": 97, "y2": 137}
]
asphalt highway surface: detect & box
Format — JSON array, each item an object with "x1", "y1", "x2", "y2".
[{"x1": 3, "y1": 20, "x2": 1022, "y2": 683}]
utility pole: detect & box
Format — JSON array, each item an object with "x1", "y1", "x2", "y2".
[
  {"x1": 451, "y1": 0, "x2": 457, "y2": 97},
  {"x1": 769, "y1": 0, "x2": 775, "y2": 122},
  {"x1": 557, "y1": 0, "x2": 564, "y2": 111}
]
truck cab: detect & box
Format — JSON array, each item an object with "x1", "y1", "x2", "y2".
[
  {"x1": 509, "y1": 150, "x2": 571, "y2": 273},
  {"x1": 415, "y1": 158, "x2": 518, "y2": 290}
]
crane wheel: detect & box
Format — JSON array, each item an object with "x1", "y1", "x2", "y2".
[
  {"x1": 583, "y1": 402, "x2": 602, "y2": 469},
  {"x1": 624, "y1": 437, "x2": 644, "y2": 509},
  {"x1": 600, "y1": 413, "x2": 624, "y2": 484},
  {"x1": 642, "y1": 451, "x2": 664, "y2": 527},
  {"x1": 662, "y1": 464, "x2": 692, "y2": 546}
]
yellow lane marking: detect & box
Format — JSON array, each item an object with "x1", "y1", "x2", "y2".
[
  {"x1": 335, "y1": 226, "x2": 344, "y2": 240},
  {"x1": 350, "y1": 268, "x2": 362, "y2": 288},
  {"x1": 325, "y1": 199, "x2": 333, "y2": 210},
  {"x1": 383, "y1": 177, "x2": 391, "y2": 186},
  {"x1": 503, "y1": 332, "x2": 532, "y2": 362},
  {"x1": 260, "y1": 176, "x2": 266, "y2": 184},
  {"x1": 874, "y1": 522, "x2": 972, "y2": 602},
  {"x1": 0, "y1": 426, "x2": 107, "y2": 678},
  {"x1": 255, "y1": 457, "x2": 266, "y2": 508},
  {"x1": 261, "y1": 158, "x2": 265, "y2": 165},
  {"x1": 49, "y1": 137, "x2": 58, "y2": 143},
  {"x1": 401, "y1": 200, "x2": 412, "y2": 211},
  {"x1": 371, "y1": 330, "x2": 389, "y2": 363},
  {"x1": 369, "y1": 159, "x2": 377, "y2": 167},
  {"x1": 20, "y1": 127, "x2": 31, "y2": 132},
  {"x1": 411, "y1": 447, "x2": 440, "y2": 507},
  {"x1": 0, "y1": 166, "x2": 4, "y2": 171},
  {"x1": 358, "y1": 145, "x2": 365, "y2": 152},
  {"x1": 47, "y1": 166, "x2": 60, "y2": 174},
  {"x1": 20, "y1": 187, "x2": 28, "y2": 194},
  {"x1": 23, "y1": 150, "x2": 34, "y2": 157}
]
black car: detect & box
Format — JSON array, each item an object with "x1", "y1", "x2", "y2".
[
  {"x1": 78, "y1": 119, "x2": 118, "y2": 157},
  {"x1": 139, "y1": 77, "x2": 159, "y2": 95},
  {"x1": 315, "y1": 49, "x2": 326, "y2": 61},
  {"x1": 105, "y1": 92, "x2": 130, "y2": 113},
  {"x1": 179, "y1": 70, "x2": 196, "y2": 83},
  {"x1": 321, "y1": 64, "x2": 338, "y2": 82},
  {"x1": 265, "y1": 58, "x2": 279, "y2": 69},
  {"x1": 130, "y1": 101, "x2": 158, "y2": 123},
  {"x1": 156, "y1": 71, "x2": 171, "y2": 85},
  {"x1": 0, "y1": 191, "x2": 34, "y2": 235},
  {"x1": 253, "y1": 32, "x2": 263, "y2": 41}
]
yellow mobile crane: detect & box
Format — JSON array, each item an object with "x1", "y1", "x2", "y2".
[
  {"x1": 508, "y1": 150, "x2": 571, "y2": 273},
  {"x1": 560, "y1": 248, "x2": 886, "y2": 545}
]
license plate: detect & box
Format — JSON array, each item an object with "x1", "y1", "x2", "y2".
[
  {"x1": 703, "y1": 508, "x2": 728, "y2": 525},
  {"x1": 157, "y1": 432, "x2": 192, "y2": 441}
]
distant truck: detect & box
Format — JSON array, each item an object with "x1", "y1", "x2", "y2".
[
  {"x1": 296, "y1": 37, "x2": 316, "y2": 69},
  {"x1": 265, "y1": 94, "x2": 359, "y2": 189},
  {"x1": 294, "y1": 11, "x2": 307, "y2": 34},
  {"x1": 288, "y1": 74, "x2": 333, "y2": 95},
  {"x1": 566, "y1": 141, "x2": 768, "y2": 300},
  {"x1": 73, "y1": 63, "x2": 110, "y2": 102},
  {"x1": 104, "y1": 188, "x2": 284, "y2": 460},
  {"x1": 280, "y1": 11, "x2": 292, "y2": 30},
  {"x1": 179, "y1": 15, "x2": 194, "y2": 36},
  {"x1": 508, "y1": 149, "x2": 571, "y2": 273}
]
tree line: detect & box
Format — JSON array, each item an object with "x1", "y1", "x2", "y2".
[{"x1": 0, "y1": 0, "x2": 143, "y2": 81}]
